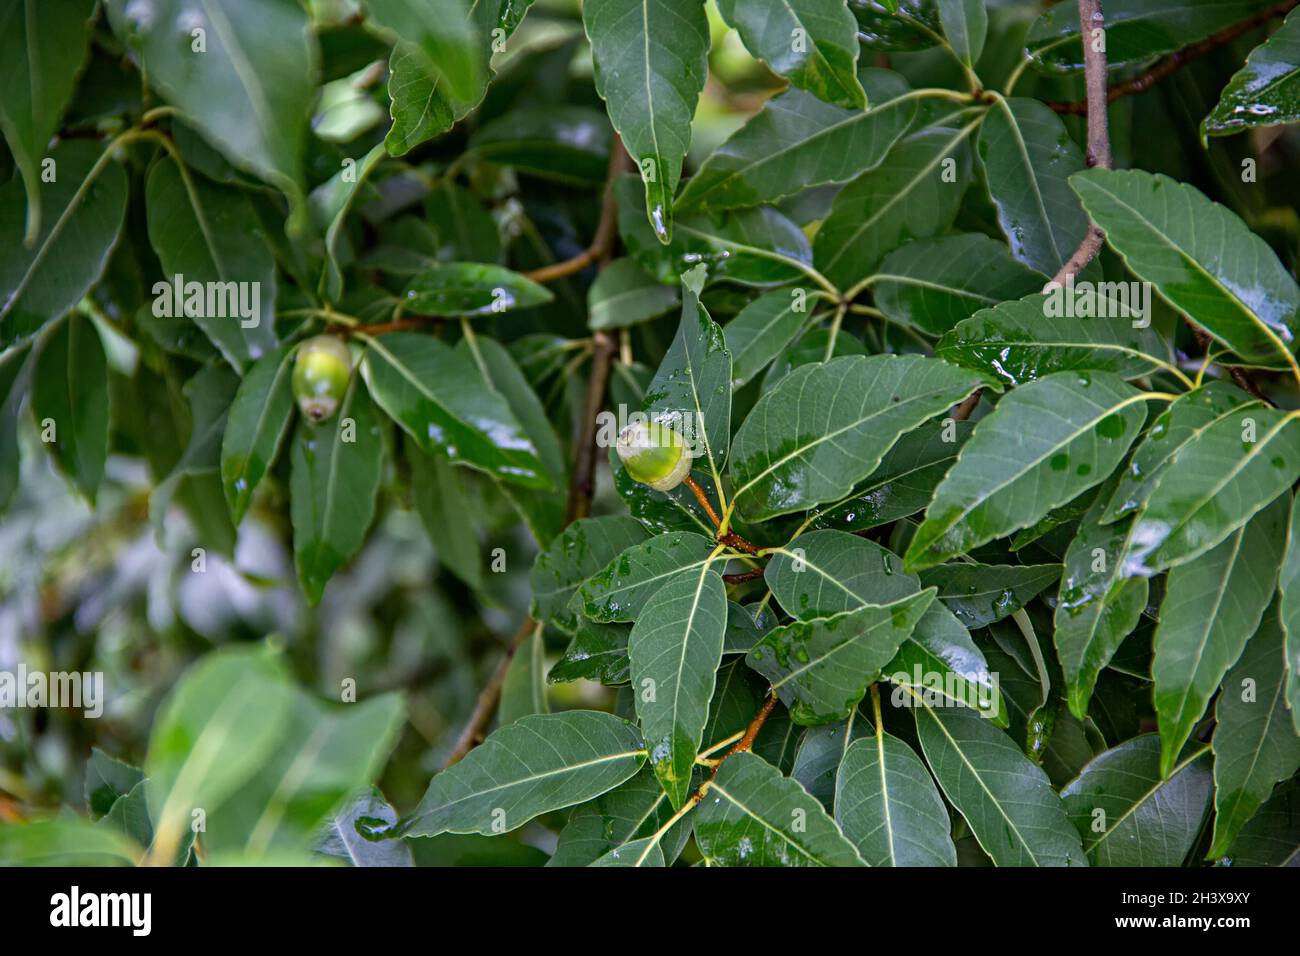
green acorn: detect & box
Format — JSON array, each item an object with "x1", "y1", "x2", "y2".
[
  {"x1": 616, "y1": 420, "x2": 692, "y2": 491},
  {"x1": 293, "y1": 335, "x2": 352, "y2": 423}
]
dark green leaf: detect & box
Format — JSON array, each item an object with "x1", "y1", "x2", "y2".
[
  {"x1": 32, "y1": 313, "x2": 109, "y2": 502},
  {"x1": 221, "y1": 344, "x2": 295, "y2": 525},
  {"x1": 401, "y1": 263, "x2": 552, "y2": 317},
  {"x1": 1204, "y1": 8, "x2": 1300, "y2": 136}
]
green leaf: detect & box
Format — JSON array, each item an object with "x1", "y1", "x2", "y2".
[
  {"x1": 32, "y1": 313, "x2": 109, "y2": 502},
  {"x1": 1209, "y1": 604, "x2": 1300, "y2": 858},
  {"x1": 588, "y1": 258, "x2": 679, "y2": 331},
  {"x1": 936, "y1": 290, "x2": 1176, "y2": 388},
  {"x1": 814, "y1": 124, "x2": 978, "y2": 289},
  {"x1": 411, "y1": 449, "x2": 484, "y2": 592},
  {"x1": 724, "y1": 288, "x2": 818, "y2": 388},
  {"x1": 1071, "y1": 168, "x2": 1300, "y2": 369},
  {"x1": 747, "y1": 590, "x2": 936, "y2": 725},
  {"x1": 499, "y1": 626, "x2": 549, "y2": 726},
  {"x1": 403, "y1": 711, "x2": 646, "y2": 837},
  {"x1": 0, "y1": 344, "x2": 28, "y2": 513},
  {"x1": 936, "y1": 0, "x2": 986, "y2": 67},
  {"x1": 316, "y1": 789, "x2": 414, "y2": 867},
  {"x1": 0, "y1": 0, "x2": 98, "y2": 243},
  {"x1": 1279, "y1": 496, "x2": 1300, "y2": 734},
  {"x1": 364, "y1": 0, "x2": 484, "y2": 106},
  {"x1": 617, "y1": 175, "x2": 815, "y2": 286},
  {"x1": 906, "y1": 371, "x2": 1147, "y2": 571},
  {"x1": 549, "y1": 764, "x2": 690, "y2": 867},
  {"x1": 919, "y1": 562, "x2": 1061, "y2": 629},
  {"x1": 145, "y1": 648, "x2": 296, "y2": 859},
  {"x1": 85, "y1": 748, "x2": 144, "y2": 821},
  {"x1": 319, "y1": 142, "x2": 386, "y2": 302},
  {"x1": 221, "y1": 344, "x2": 296, "y2": 525},
  {"x1": 1121, "y1": 406, "x2": 1300, "y2": 574},
  {"x1": 629, "y1": 562, "x2": 727, "y2": 807},
  {"x1": 978, "y1": 97, "x2": 1090, "y2": 278},
  {"x1": 1027, "y1": 0, "x2": 1264, "y2": 73},
  {"x1": 106, "y1": 0, "x2": 315, "y2": 220},
  {"x1": 809, "y1": 419, "x2": 972, "y2": 533},
  {"x1": 912, "y1": 699, "x2": 1087, "y2": 866},
  {"x1": 530, "y1": 516, "x2": 650, "y2": 635},
  {"x1": 873, "y1": 234, "x2": 1046, "y2": 336},
  {"x1": 470, "y1": 106, "x2": 612, "y2": 185},
  {"x1": 836, "y1": 728, "x2": 957, "y2": 866},
  {"x1": 204, "y1": 692, "x2": 406, "y2": 858},
  {"x1": 1101, "y1": 381, "x2": 1258, "y2": 525},
  {"x1": 364, "y1": 332, "x2": 548, "y2": 488},
  {"x1": 0, "y1": 820, "x2": 141, "y2": 866},
  {"x1": 676, "y1": 74, "x2": 914, "y2": 211},
  {"x1": 730, "y1": 354, "x2": 980, "y2": 522},
  {"x1": 643, "y1": 273, "x2": 732, "y2": 486},
  {"x1": 695, "y1": 751, "x2": 865, "y2": 866},
  {"x1": 1061, "y1": 735, "x2": 1212, "y2": 866},
  {"x1": 1204, "y1": 8, "x2": 1300, "y2": 136},
  {"x1": 426, "y1": 181, "x2": 502, "y2": 264},
  {"x1": 765, "y1": 530, "x2": 1006, "y2": 722},
  {"x1": 853, "y1": 0, "x2": 942, "y2": 52},
  {"x1": 577, "y1": 531, "x2": 719, "y2": 623},
  {"x1": 1152, "y1": 494, "x2": 1287, "y2": 778},
  {"x1": 401, "y1": 263, "x2": 552, "y2": 317},
  {"x1": 1, "y1": 140, "x2": 128, "y2": 345},
  {"x1": 550, "y1": 621, "x2": 634, "y2": 686},
  {"x1": 145, "y1": 155, "x2": 279, "y2": 370},
  {"x1": 792, "y1": 712, "x2": 870, "y2": 809},
  {"x1": 584, "y1": 0, "x2": 710, "y2": 242},
  {"x1": 1222, "y1": 777, "x2": 1300, "y2": 866},
  {"x1": 716, "y1": 0, "x2": 865, "y2": 108},
  {"x1": 290, "y1": 376, "x2": 383, "y2": 605},
  {"x1": 1054, "y1": 477, "x2": 1149, "y2": 720}
]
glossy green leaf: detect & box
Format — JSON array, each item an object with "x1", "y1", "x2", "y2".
[
  {"x1": 1072, "y1": 168, "x2": 1300, "y2": 369},
  {"x1": 403, "y1": 711, "x2": 646, "y2": 837},
  {"x1": 936, "y1": 0, "x2": 986, "y2": 67},
  {"x1": 426, "y1": 181, "x2": 502, "y2": 264},
  {"x1": 792, "y1": 712, "x2": 870, "y2": 810},
  {"x1": 978, "y1": 97, "x2": 1090, "y2": 278},
  {"x1": 1, "y1": 140, "x2": 128, "y2": 345},
  {"x1": 531, "y1": 516, "x2": 650, "y2": 635},
  {"x1": 411, "y1": 449, "x2": 484, "y2": 591},
  {"x1": 470, "y1": 105, "x2": 612, "y2": 185},
  {"x1": 906, "y1": 371, "x2": 1147, "y2": 571},
  {"x1": 1204, "y1": 8, "x2": 1300, "y2": 136},
  {"x1": 1101, "y1": 382, "x2": 1259, "y2": 525},
  {"x1": 1209, "y1": 605, "x2": 1300, "y2": 858},
  {"x1": 588, "y1": 258, "x2": 679, "y2": 331},
  {"x1": 316, "y1": 789, "x2": 414, "y2": 867},
  {"x1": 585, "y1": 0, "x2": 710, "y2": 242},
  {"x1": 221, "y1": 344, "x2": 295, "y2": 525},
  {"x1": 549, "y1": 764, "x2": 690, "y2": 867},
  {"x1": 677, "y1": 73, "x2": 914, "y2": 211},
  {"x1": 853, "y1": 0, "x2": 942, "y2": 52},
  {"x1": 499, "y1": 626, "x2": 550, "y2": 726},
  {"x1": 1061, "y1": 735, "x2": 1212, "y2": 867},
  {"x1": 716, "y1": 0, "x2": 865, "y2": 107},
  {"x1": 1152, "y1": 494, "x2": 1287, "y2": 778},
  {"x1": 919, "y1": 562, "x2": 1061, "y2": 629},
  {"x1": 873, "y1": 234, "x2": 1046, "y2": 336},
  {"x1": 107, "y1": 0, "x2": 314, "y2": 218},
  {"x1": 319, "y1": 142, "x2": 386, "y2": 302},
  {"x1": 290, "y1": 376, "x2": 383, "y2": 605},
  {"x1": 747, "y1": 590, "x2": 936, "y2": 725},
  {"x1": 1054, "y1": 478, "x2": 1149, "y2": 719},
  {"x1": 836, "y1": 728, "x2": 957, "y2": 866},
  {"x1": 1027, "y1": 0, "x2": 1264, "y2": 73},
  {"x1": 146, "y1": 155, "x2": 279, "y2": 370},
  {"x1": 401, "y1": 262, "x2": 552, "y2": 317},
  {"x1": 1222, "y1": 777, "x2": 1300, "y2": 866},
  {"x1": 724, "y1": 288, "x2": 818, "y2": 387},
  {"x1": 1280, "y1": 496, "x2": 1300, "y2": 734},
  {"x1": 577, "y1": 531, "x2": 719, "y2": 623},
  {"x1": 1122, "y1": 406, "x2": 1300, "y2": 574},
  {"x1": 695, "y1": 751, "x2": 865, "y2": 866},
  {"x1": 365, "y1": 332, "x2": 548, "y2": 488},
  {"x1": 32, "y1": 313, "x2": 109, "y2": 502},
  {"x1": 365, "y1": 0, "x2": 483, "y2": 106},
  {"x1": 0, "y1": 820, "x2": 141, "y2": 866},
  {"x1": 913, "y1": 699, "x2": 1087, "y2": 866},
  {"x1": 0, "y1": 0, "x2": 97, "y2": 242},
  {"x1": 814, "y1": 123, "x2": 978, "y2": 289},
  {"x1": 730, "y1": 354, "x2": 980, "y2": 522},
  {"x1": 549, "y1": 621, "x2": 634, "y2": 686},
  {"x1": 936, "y1": 290, "x2": 1176, "y2": 388},
  {"x1": 629, "y1": 562, "x2": 727, "y2": 807}
]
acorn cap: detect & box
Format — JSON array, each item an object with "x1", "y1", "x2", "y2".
[
  {"x1": 616, "y1": 420, "x2": 692, "y2": 491},
  {"x1": 293, "y1": 335, "x2": 352, "y2": 423}
]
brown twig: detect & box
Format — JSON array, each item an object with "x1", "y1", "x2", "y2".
[
  {"x1": 722, "y1": 567, "x2": 765, "y2": 584},
  {"x1": 683, "y1": 474, "x2": 722, "y2": 527},
  {"x1": 952, "y1": 390, "x2": 981, "y2": 422},
  {"x1": 1046, "y1": 0, "x2": 1299, "y2": 115},
  {"x1": 1047, "y1": 0, "x2": 1112, "y2": 289},
  {"x1": 525, "y1": 140, "x2": 633, "y2": 283},
  {"x1": 679, "y1": 692, "x2": 779, "y2": 814},
  {"x1": 443, "y1": 617, "x2": 537, "y2": 767},
  {"x1": 1188, "y1": 325, "x2": 1272, "y2": 404}
]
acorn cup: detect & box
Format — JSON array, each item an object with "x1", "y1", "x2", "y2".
[
  {"x1": 616, "y1": 420, "x2": 692, "y2": 491},
  {"x1": 292, "y1": 335, "x2": 353, "y2": 423}
]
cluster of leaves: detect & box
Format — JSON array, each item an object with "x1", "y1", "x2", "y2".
[{"x1": 3, "y1": 0, "x2": 1300, "y2": 866}]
